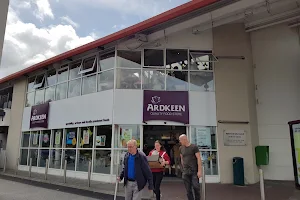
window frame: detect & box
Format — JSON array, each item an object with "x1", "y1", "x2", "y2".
[
  {"x1": 33, "y1": 73, "x2": 46, "y2": 89},
  {"x1": 79, "y1": 55, "x2": 97, "y2": 75}
]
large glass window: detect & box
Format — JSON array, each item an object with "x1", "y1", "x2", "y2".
[
  {"x1": 82, "y1": 74, "x2": 96, "y2": 95},
  {"x1": 99, "y1": 51, "x2": 115, "y2": 71},
  {"x1": 69, "y1": 62, "x2": 81, "y2": 80},
  {"x1": 47, "y1": 69, "x2": 57, "y2": 86},
  {"x1": 98, "y1": 70, "x2": 114, "y2": 91},
  {"x1": 41, "y1": 130, "x2": 51, "y2": 148},
  {"x1": 34, "y1": 89, "x2": 45, "y2": 105},
  {"x1": 64, "y1": 149, "x2": 76, "y2": 170},
  {"x1": 116, "y1": 69, "x2": 141, "y2": 89},
  {"x1": 79, "y1": 56, "x2": 97, "y2": 76},
  {"x1": 190, "y1": 126, "x2": 216, "y2": 150},
  {"x1": 45, "y1": 86, "x2": 55, "y2": 102},
  {"x1": 30, "y1": 131, "x2": 40, "y2": 148},
  {"x1": 20, "y1": 149, "x2": 28, "y2": 165},
  {"x1": 95, "y1": 125, "x2": 112, "y2": 148},
  {"x1": 27, "y1": 77, "x2": 35, "y2": 93},
  {"x1": 49, "y1": 149, "x2": 62, "y2": 169},
  {"x1": 94, "y1": 150, "x2": 111, "y2": 174},
  {"x1": 26, "y1": 92, "x2": 35, "y2": 107},
  {"x1": 117, "y1": 50, "x2": 141, "y2": 68},
  {"x1": 29, "y1": 149, "x2": 38, "y2": 167},
  {"x1": 190, "y1": 71, "x2": 214, "y2": 92},
  {"x1": 144, "y1": 49, "x2": 164, "y2": 68},
  {"x1": 52, "y1": 129, "x2": 63, "y2": 148},
  {"x1": 65, "y1": 128, "x2": 78, "y2": 148},
  {"x1": 77, "y1": 150, "x2": 92, "y2": 172},
  {"x1": 78, "y1": 127, "x2": 94, "y2": 148},
  {"x1": 22, "y1": 132, "x2": 30, "y2": 147},
  {"x1": 56, "y1": 83, "x2": 67, "y2": 100},
  {"x1": 142, "y1": 69, "x2": 165, "y2": 90},
  {"x1": 116, "y1": 125, "x2": 140, "y2": 148},
  {"x1": 39, "y1": 149, "x2": 49, "y2": 167},
  {"x1": 57, "y1": 66, "x2": 69, "y2": 83},
  {"x1": 68, "y1": 79, "x2": 81, "y2": 98}
]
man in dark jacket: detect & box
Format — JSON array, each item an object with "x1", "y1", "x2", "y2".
[{"x1": 118, "y1": 139, "x2": 154, "y2": 200}]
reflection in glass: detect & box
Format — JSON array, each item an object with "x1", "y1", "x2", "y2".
[
  {"x1": 94, "y1": 150, "x2": 111, "y2": 174},
  {"x1": 166, "y1": 71, "x2": 188, "y2": 91},
  {"x1": 166, "y1": 49, "x2": 188, "y2": 70},
  {"x1": 77, "y1": 150, "x2": 92, "y2": 172},
  {"x1": 82, "y1": 75, "x2": 96, "y2": 95},
  {"x1": 144, "y1": 49, "x2": 164, "y2": 68},
  {"x1": 99, "y1": 51, "x2": 115, "y2": 71},
  {"x1": 190, "y1": 71, "x2": 214, "y2": 92},
  {"x1": 117, "y1": 50, "x2": 141, "y2": 68},
  {"x1": 64, "y1": 150, "x2": 76, "y2": 170},
  {"x1": 65, "y1": 128, "x2": 77, "y2": 148},
  {"x1": 69, "y1": 62, "x2": 81, "y2": 80},
  {"x1": 45, "y1": 86, "x2": 55, "y2": 102},
  {"x1": 39, "y1": 149, "x2": 49, "y2": 167},
  {"x1": 98, "y1": 70, "x2": 114, "y2": 91},
  {"x1": 22, "y1": 132, "x2": 30, "y2": 147},
  {"x1": 26, "y1": 92, "x2": 35, "y2": 107},
  {"x1": 201, "y1": 151, "x2": 218, "y2": 175},
  {"x1": 191, "y1": 126, "x2": 216, "y2": 149},
  {"x1": 116, "y1": 69, "x2": 141, "y2": 89},
  {"x1": 116, "y1": 125, "x2": 140, "y2": 148},
  {"x1": 20, "y1": 149, "x2": 28, "y2": 165},
  {"x1": 79, "y1": 127, "x2": 94, "y2": 148},
  {"x1": 57, "y1": 67, "x2": 68, "y2": 83},
  {"x1": 68, "y1": 79, "x2": 81, "y2": 98},
  {"x1": 30, "y1": 131, "x2": 40, "y2": 148},
  {"x1": 47, "y1": 69, "x2": 57, "y2": 86},
  {"x1": 41, "y1": 130, "x2": 51, "y2": 148},
  {"x1": 112, "y1": 150, "x2": 127, "y2": 175},
  {"x1": 56, "y1": 83, "x2": 67, "y2": 100},
  {"x1": 29, "y1": 149, "x2": 38, "y2": 166},
  {"x1": 52, "y1": 129, "x2": 63, "y2": 148},
  {"x1": 49, "y1": 149, "x2": 62, "y2": 169},
  {"x1": 27, "y1": 77, "x2": 35, "y2": 92},
  {"x1": 35, "y1": 89, "x2": 45, "y2": 105},
  {"x1": 189, "y1": 51, "x2": 214, "y2": 71},
  {"x1": 142, "y1": 69, "x2": 165, "y2": 90},
  {"x1": 96, "y1": 126, "x2": 112, "y2": 148}
]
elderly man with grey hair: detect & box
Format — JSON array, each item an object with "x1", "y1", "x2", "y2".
[{"x1": 117, "y1": 139, "x2": 154, "y2": 200}]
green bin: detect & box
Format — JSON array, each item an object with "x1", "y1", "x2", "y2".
[
  {"x1": 255, "y1": 146, "x2": 269, "y2": 166},
  {"x1": 233, "y1": 157, "x2": 245, "y2": 186}
]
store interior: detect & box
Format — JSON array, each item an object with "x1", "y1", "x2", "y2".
[{"x1": 143, "y1": 125, "x2": 186, "y2": 178}]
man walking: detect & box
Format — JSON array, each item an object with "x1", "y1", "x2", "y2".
[
  {"x1": 179, "y1": 134, "x2": 202, "y2": 200},
  {"x1": 118, "y1": 139, "x2": 154, "y2": 200}
]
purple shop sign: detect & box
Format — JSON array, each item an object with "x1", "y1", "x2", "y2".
[
  {"x1": 30, "y1": 102, "x2": 49, "y2": 129},
  {"x1": 143, "y1": 91, "x2": 189, "y2": 124}
]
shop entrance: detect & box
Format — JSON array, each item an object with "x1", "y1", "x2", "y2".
[{"x1": 143, "y1": 125, "x2": 186, "y2": 178}]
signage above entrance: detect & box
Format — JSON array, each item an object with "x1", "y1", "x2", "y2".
[
  {"x1": 143, "y1": 91, "x2": 189, "y2": 124},
  {"x1": 30, "y1": 102, "x2": 49, "y2": 129}
]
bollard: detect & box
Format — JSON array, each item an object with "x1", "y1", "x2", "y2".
[
  {"x1": 259, "y1": 168, "x2": 265, "y2": 200},
  {"x1": 15, "y1": 158, "x2": 19, "y2": 175},
  {"x1": 63, "y1": 160, "x2": 67, "y2": 183},
  {"x1": 87, "y1": 161, "x2": 92, "y2": 187},
  {"x1": 29, "y1": 158, "x2": 32, "y2": 177},
  {"x1": 3, "y1": 154, "x2": 7, "y2": 173},
  {"x1": 44, "y1": 159, "x2": 49, "y2": 180},
  {"x1": 201, "y1": 165, "x2": 206, "y2": 200}
]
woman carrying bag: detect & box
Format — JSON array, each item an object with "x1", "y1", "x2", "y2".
[{"x1": 148, "y1": 140, "x2": 171, "y2": 200}]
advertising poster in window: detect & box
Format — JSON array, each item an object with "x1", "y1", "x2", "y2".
[
  {"x1": 83, "y1": 130, "x2": 90, "y2": 145},
  {"x1": 196, "y1": 127, "x2": 211, "y2": 148},
  {"x1": 66, "y1": 132, "x2": 76, "y2": 145},
  {"x1": 43, "y1": 133, "x2": 49, "y2": 144},
  {"x1": 55, "y1": 131, "x2": 61, "y2": 145},
  {"x1": 121, "y1": 129, "x2": 132, "y2": 147},
  {"x1": 96, "y1": 135, "x2": 106, "y2": 147},
  {"x1": 33, "y1": 134, "x2": 39, "y2": 145}
]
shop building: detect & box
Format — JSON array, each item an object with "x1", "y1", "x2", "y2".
[{"x1": 0, "y1": 0, "x2": 300, "y2": 184}]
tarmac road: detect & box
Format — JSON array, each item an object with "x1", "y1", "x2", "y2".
[{"x1": 0, "y1": 178, "x2": 102, "y2": 200}]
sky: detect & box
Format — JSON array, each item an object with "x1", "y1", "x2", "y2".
[{"x1": 0, "y1": 0, "x2": 190, "y2": 78}]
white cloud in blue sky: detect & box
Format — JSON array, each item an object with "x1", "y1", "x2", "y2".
[{"x1": 0, "y1": 0, "x2": 190, "y2": 78}]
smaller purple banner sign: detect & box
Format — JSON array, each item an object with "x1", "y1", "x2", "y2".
[
  {"x1": 30, "y1": 102, "x2": 49, "y2": 129},
  {"x1": 143, "y1": 90, "x2": 189, "y2": 124}
]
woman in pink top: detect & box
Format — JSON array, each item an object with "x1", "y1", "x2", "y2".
[{"x1": 148, "y1": 140, "x2": 171, "y2": 200}]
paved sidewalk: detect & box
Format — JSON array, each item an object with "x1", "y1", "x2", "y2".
[{"x1": 0, "y1": 169, "x2": 299, "y2": 200}]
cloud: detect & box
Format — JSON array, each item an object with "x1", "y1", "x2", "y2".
[
  {"x1": 34, "y1": 0, "x2": 54, "y2": 21},
  {"x1": 0, "y1": 7, "x2": 95, "y2": 78},
  {"x1": 61, "y1": 16, "x2": 79, "y2": 28}
]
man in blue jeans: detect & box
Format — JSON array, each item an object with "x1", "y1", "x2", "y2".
[
  {"x1": 118, "y1": 139, "x2": 154, "y2": 200},
  {"x1": 179, "y1": 134, "x2": 202, "y2": 200}
]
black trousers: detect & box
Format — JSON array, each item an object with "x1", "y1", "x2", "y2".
[
  {"x1": 182, "y1": 172, "x2": 201, "y2": 200},
  {"x1": 152, "y1": 172, "x2": 164, "y2": 200}
]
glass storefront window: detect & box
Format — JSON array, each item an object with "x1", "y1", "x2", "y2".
[
  {"x1": 22, "y1": 132, "x2": 30, "y2": 147},
  {"x1": 116, "y1": 69, "x2": 141, "y2": 89},
  {"x1": 41, "y1": 130, "x2": 51, "y2": 148},
  {"x1": 26, "y1": 92, "x2": 35, "y2": 107},
  {"x1": 65, "y1": 128, "x2": 77, "y2": 148},
  {"x1": 77, "y1": 150, "x2": 92, "y2": 172},
  {"x1": 190, "y1": 71, "x2": 214, "y2": 92},
  {"x1": 56, "y1": 83, "x2": 67, "y2": 100},
  {"x1": 99, "y1": 51, "x2": 115, "y2": 71},
  {"x1": 112, "y1": 150, "x2": 127, "y2": 175},
  {"x1": 45, "y1": 86, "x2": 55, "y2": 102},
  {"x1": 116, "y1": 125, "x2": 140, "y2": 148},
  {"x1": 35, "y1": 89, "x2": 45, "y2": 105},
  {"x1": 49, "y1": 149, "x2": 62, "y2": 169},
  {"x1": 27, "y1": 77, "x2": 35, "y2": 93},
  {"x1": 20, "y1": 149, "x2": 28, "y2": 165},
  {"x1": 191, "y1": 126, "x2": 216, "y2": 149},
  {"x1": 82, "y1": 74, "x2": 96, "y2": 95},
  {"x1": 39, "y1": 149, "x2": 49, "y2": 167},
  {"x1": 94, "y1": 150, "x2": 111, "y2": 174},
  {"x1": 64, "y1": 149, "x2": 76, "y2": 170},
  {"x1": 166, "y1": 71, "x2": 188, "y2": 91},
  {"x1": 29, "y1": 149, "x2": 38, "y2": 167},
  {"x1": 78, "y1": 127, "x2": 94, "y2": 148},
  {"x1": 117, "y1": 50, "x2": 141, "y2": 69},
  {"x1": 144, "y1": 49, "x2": 164, "y2": 68},
  {"x1": 201, "y1": 151, "x2": 218, "y2": 175},
  {"x1": 189, "y1": 51, "x2": 214, "y2": 71},
  {"x1": 166, "y1": 49, "x2": 188, "y2": 70},
  {"x1": 142, "y1": 69, "x2": 165, "y2": 90},
  {"x1": 68, "y1": 79, "x2": 81, "y2": 98},
  {"x1": 57, "y1": 67, "x2": 69, "y2": 83},
  {"x1": 98, "y1": 70, "x2": 114, "y2": 91},
  {"x1": 52, "y1": 129, "x2": 63, "y2": 148},
  {"x1": 30, "y1": 131, "x2": 40, "y2": 148},
  {"x1": 69, "y1": 62, "x2": 81, "y2": 80},
  {"x1": 95, "y1": 125, "x2": 112, "y2": 148},
  {"x1": 47, "y1": 69, "x2": 57, "y2": 86}
]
